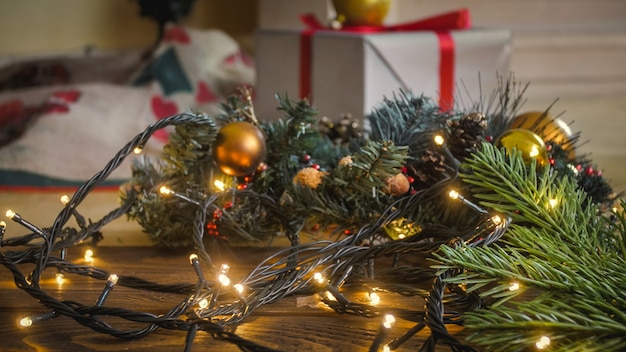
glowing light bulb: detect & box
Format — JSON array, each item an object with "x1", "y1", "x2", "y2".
[
  {"x1": 508, "y1": 282, "x2": 520, "y2": 291},
  {"x1": 382, "y1": 314, "x2": 396, "y2": 329},
  {"x1": 159, "y1": 186, "x2": 172, "y2": 195},
  {"x1": 382, "y1": 345, "x2": 391, "y2": 352},
  {"x1": 0, "y1": 220, "x2": 6, "y2": 228},
  {"x1": 108, "y1": 274, "x2": 119, "y2": 285},
  {"x1": 214, "y1": 180, "x2": 225, "y2": 192},
  {"x1": 448, "y1": 190, "x2": 459, "y2": 200},
  {"x1": 84, "y1": 249, "x2": 94, "y2": 262},
  {"x1": 536, "y1": 336, "x2": 551, "y2": 349},
  {"x1": 55, "y1": 272, "x2": 65, "y2": 285},
  {"x1": 218, "y1": 273, "x2": 231, "y2": 287},
  {"x1": 220, "y1": 264, "x2": 230, "y2": 274},
  {"x1": 369, "y1": 292, "x2": 380, "y2": 306},
  {"x1": 189, "y1": 254, "x2": 199, "y2": 264},
  {"x1": 548, "y1": 198, "x2": 558, "y2": 208},
  {"x1": 5, "y1": 209, "x2": 16, "y2": 219},
  {"x1": 397, "y1": 234, "x2": 406, "y2": 239},
  {"x1": 198, "y1": 298, "x2": 209, "y2": 309},
  {"x1": 60, "y1": 195, "x2": 70, "y2": 205},
  {"x1": 19, "y1": 316, "x2": 33, "y2": 327},
  {"x1": 133, "y1": 147, "x2": 143, "y2": 154},
  {"x1": 234, "y1": 284, "x2": 244, "y2": 295},
  {"x1": 313, "y1": 272, "x2": 349, "y2": 305},
  {"x1": 313, "y1": 272, "x2": 325, "y2": 284},
  {"x1": 18, "y1": 311, "x2": 58, "y2": 327},
  {"x1": 434, "y1": 134, "x2": 445, "y2": 146},
  {"x1": 491, "y1": 215, "x2": 502, "y2": 225}
]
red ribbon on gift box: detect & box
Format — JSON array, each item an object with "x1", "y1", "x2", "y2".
[{"x1": 299, "y1": 9, "x2": 471, "y2": 111}]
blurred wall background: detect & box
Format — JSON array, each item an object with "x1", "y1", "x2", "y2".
[{"x1": 0, "y1": 0, "x2": 257, "y2": 55}]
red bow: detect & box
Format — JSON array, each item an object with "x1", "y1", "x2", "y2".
[{"x1": 298, "y1": 9, "x2": 471, "y2": 110}]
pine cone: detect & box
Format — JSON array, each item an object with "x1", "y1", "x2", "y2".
[
  {"x1": 408, "y1": 148, "x2": 447, "y2": 190},
  {"x1": 446, "y1": 112, "x2": 487, "y2": 159}
]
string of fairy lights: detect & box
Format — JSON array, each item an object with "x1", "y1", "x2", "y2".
[{"x1": 0, "y1": 112, "x2": 556, "y2": 351}]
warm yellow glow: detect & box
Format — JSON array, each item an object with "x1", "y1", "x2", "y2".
[
  {"x1": 19, "y1": 316, "x2": 33, "y2": 327},
  {"x1": 60, "y1": 195, "x2": 70, "y2": 205},
  {"x1": 491, "y1": 215, "x2": 502, "y2": 225},
  {"x1": 325, "y1": 291, "x2": 336, "y2": 301},
  {"x1": 133, "y1": 147, "x2": 143, "y2": 154},
  {"x1": 529, "y1": 146, "x2": 540, "y2": 158},
  {"x1": 433, "y1": 134, "x2": 445, "y2": 146},
  {"x1": 382, "y1": 345, "x2": 391, "y2": 352},
  {"x1": 5, "y1": 209, "x2": 16, "y2": 219},
  {"x1": 198, "y1": 298, "x2": 209, "y2": 309},
  {"x1": 159, "y1": 186, "x2": 172, "y2": 195},
  {"x1": 220, "y1": 264, "x2": 230, "y2": 274},
  {"x1": 369, "y1": 292, "x2": 381, "y2": 306},
  {"x1": 55, "y1": 272, "x2": 65, "y2": 285},
  {"x1": 536, "y1": 336, "x2": 551, "y2": 349},
  {"x1": 108, "y1": 274, "x2": 119, "y2": 285},
  {"x1": 218, "y1": 273, "x2": 231, "y2": 287},
  {"x1": 189, "y1": 254, "x2": 199, "y2": 264},
  {"x1": 548, "y1": 198, "x2": 558, "y2": 208},
  {"x1": 213, "y1": 180, "x2": 226, "y2": 192},
  {"x1": 397, "y1": 234, "x2": 406, "y2": 239},
  {"x1": 508, "y1": 282, "x2": 520, "y2": 291},
  {"x1": 0, "y1": 220, "x2": 6, "y2": 228},
  {"x1": 448, "y1": 190, "x2": 459, "y2": 200},
  {"x1": 313, "y1": 272, "x2": 325, "y2": 284},
  {"x1": 382, "y1": 314, "x2": 396, "y2": 329},
  {"x1": 84, "y1": 249, "x2": 94, "y2": 262},
  {"x1": 234, "y1": 284, "x2": 245, "y2": 295}
]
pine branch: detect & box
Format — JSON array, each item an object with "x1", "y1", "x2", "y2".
[
  {"x1": 367, "y1": 90, "x2": 452, "y2": 158},
  {"x1": 431, "y1": 144, "x2": 626, "y2": 351},
  {"x1": 283, "y1": 140, "x2": 409, "y2": 235}
]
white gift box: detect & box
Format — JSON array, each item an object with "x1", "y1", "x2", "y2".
[{"x1": 255, "y1": 28, "x2": 512, "y2": 123}]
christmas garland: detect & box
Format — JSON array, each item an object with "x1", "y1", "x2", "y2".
[{"x1": 1, "y1": 81, "x2": 624, "y2": 351}]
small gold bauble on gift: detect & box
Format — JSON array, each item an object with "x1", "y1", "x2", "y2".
[
  {"x1": 496, "y1": 128, "x2": 549, "y2": 167},
  {"x1": 213, "y1": 121, "x2": 267, "y2": 177},
  {"x1": 510, "y1": 111, "x2": 575, "y2": 157},
  {"x1": 332, "y1": 0, "x2": 391, "y2": 27}
]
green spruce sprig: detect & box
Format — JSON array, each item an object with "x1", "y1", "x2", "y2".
[
  {"x1": 432, "y1": 143, "x2": 626, "y2": 351},
  {"x1": 284, "y1": 140, "x2": 409, "y2": 236}
]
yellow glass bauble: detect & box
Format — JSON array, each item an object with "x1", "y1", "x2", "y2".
[
  {"x1": 510, "y1": 111, "x2": 575, "y2": 157},
  {"x1": 213, "y1": 121, "x2": 267, "y2": 177},
  {"x1": 332, "y1": 0, "x2": 391, "y2": 26},
  {"x1": 496, "y1": 129, "x2": 549, "y2": 167}
]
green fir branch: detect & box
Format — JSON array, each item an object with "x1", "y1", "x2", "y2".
[
  {"x1": 367, "y1": 90, "x2": 452, "y2": 158},
  {"x1": 432, "y1": 144, "x2": 626, "y2": 351},
  {"x1": 283, "y1": 140, "x2": 408, "y2": 234}
]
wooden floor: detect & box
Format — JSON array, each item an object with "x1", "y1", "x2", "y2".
[{"x1": 0, "y1": 246, "x2": 462, "y2": 352}]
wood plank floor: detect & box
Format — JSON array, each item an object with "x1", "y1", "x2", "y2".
[{"x1": 0, "y1": 247, "x2": 462, "y2": 352}]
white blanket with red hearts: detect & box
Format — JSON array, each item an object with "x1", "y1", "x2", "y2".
[{"x1": 0, "y1": 26, "x2": 254, "y2": 187}]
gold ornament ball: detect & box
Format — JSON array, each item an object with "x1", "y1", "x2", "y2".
[
  {"x1": 511, "y1": 111, "x2": 575, "y2": 157},
  {"x1": 332, "y1": 0, "x2": 391, "y2": 26},
  {"x1": 384, "y1": 173, "x2": 410, "y2": 196},
  {"x1": 213, "y1": 121, "x2": 267, "y2": 177},
  {"x1": 496, "y1": 129, "x2": 549, "y2": 167}
]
